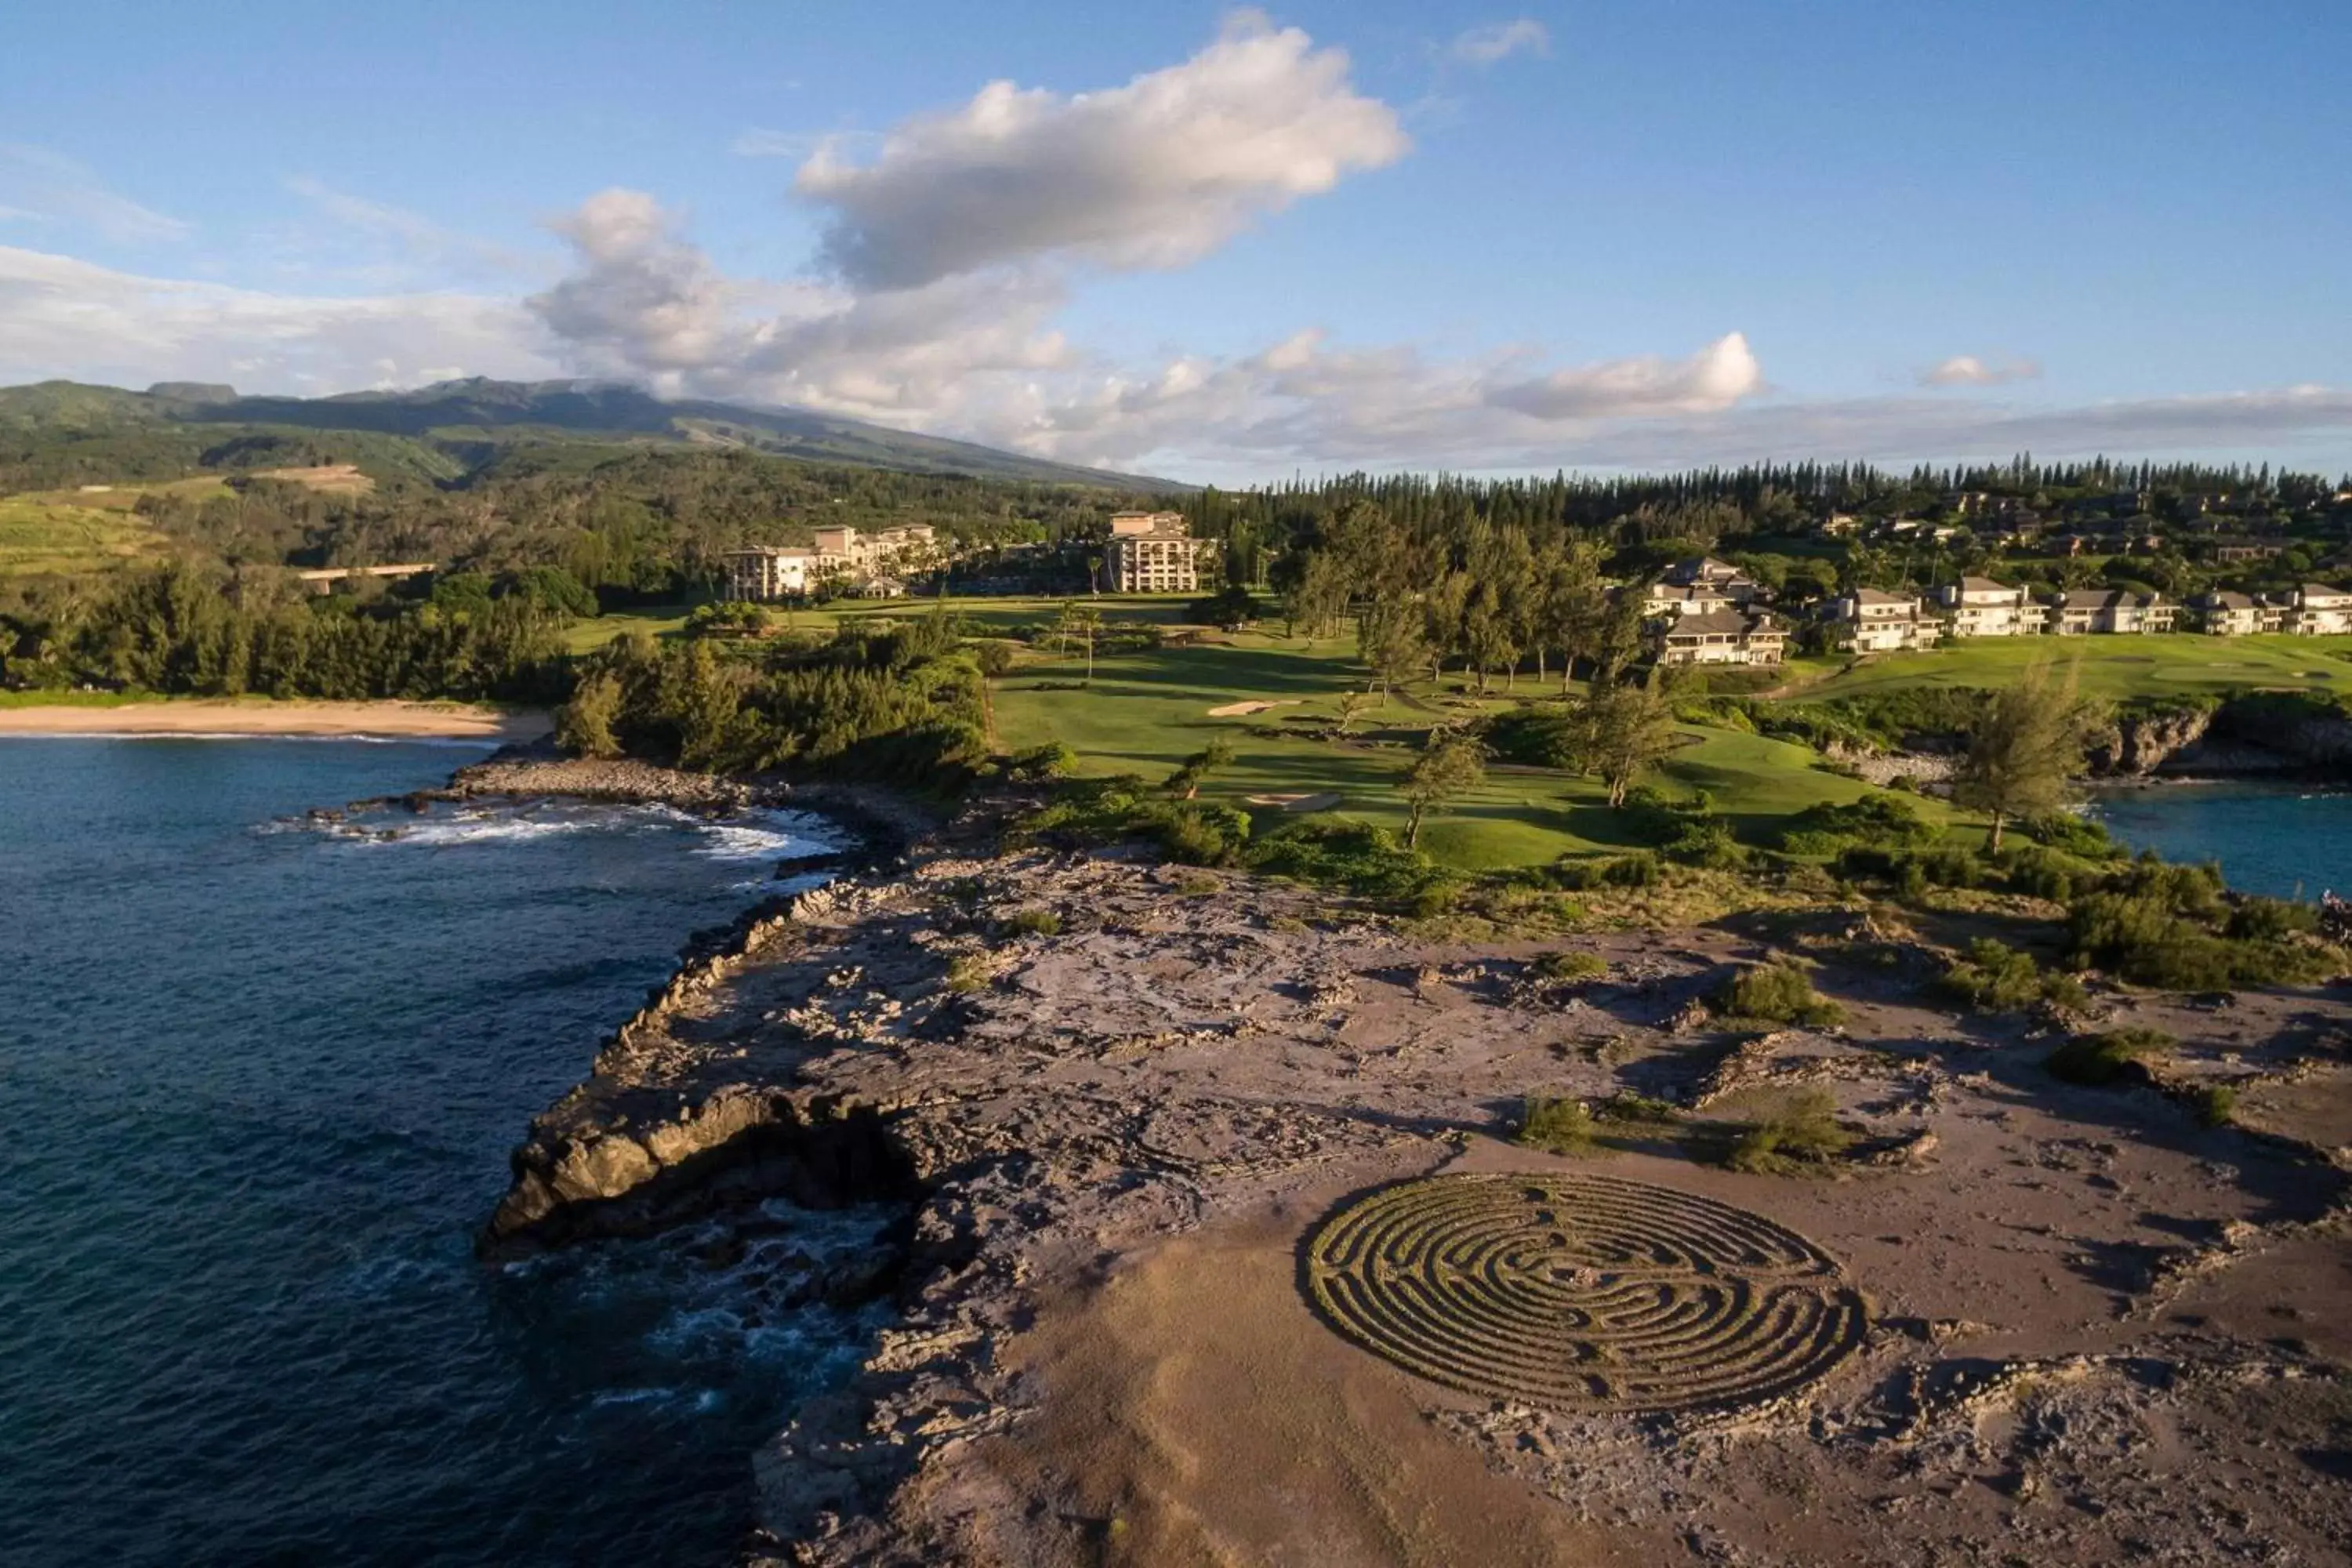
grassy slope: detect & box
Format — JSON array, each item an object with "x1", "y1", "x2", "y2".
[
  {"x1": 1781, "y1": 635, "x2": 2352, "y2": 702},
  {"x1": 0, "y1": 496, "x2": 173, "y2": 575}
]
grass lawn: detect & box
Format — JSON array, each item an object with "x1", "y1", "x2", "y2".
[
  {"x1": 990, "y1": 627, "x2": 1942, "y2": 871},
  {"x1": 0, "y1": 496, "x2": 172, "y2": 577},
  {"x1": 1780, "y1": 635, "x2": 2352, "y2": 703}
]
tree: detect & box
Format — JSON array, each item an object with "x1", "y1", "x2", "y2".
[
  {"x1": 1399, "y1": 728, "x2": 1486, "y2": 849},
  {"x1": 1166, "y1": 737, "x2": 1236, "y2": 799},
  {"x1": 1055, "y1": 601, "x2": 1104, "y2": 681},
  {"x1": 1358, "y1": 593, "x2": 1428, "y2": 704},
  {"x1": 1587, "y1": 675, "x2": 1677, "y2": 808},
  {"x1": 556, "y1": 670, "x2": 624, "y2": 758},
  {"x1": 1953, "y1": 662, "x2": 2087, "y2": 851},
  {"x1": 1335, "y1": 688, "x2": 1369, "y2": 735}
]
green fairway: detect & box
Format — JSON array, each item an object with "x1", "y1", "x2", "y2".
[
  {"x1": 989, "y1": 626, "x2": 1937, "y2": 871},
  {"x1": 1784, "y1": 634, "x2": 2352, "y2": 702}
]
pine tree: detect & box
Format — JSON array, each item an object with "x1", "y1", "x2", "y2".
[{"x1": 1952, "y1": 663, "x2": 2086, "y2": 851}]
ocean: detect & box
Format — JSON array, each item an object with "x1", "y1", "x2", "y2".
[
  {"x1": 0, "y1": 738, "x2": 885, "y2": 1566},
  {"x1": 2093, "y1": 782, "x2": 2352, "y2": 901}
]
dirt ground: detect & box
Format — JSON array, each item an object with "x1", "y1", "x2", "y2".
[{"x1": 487, "y1": 826, "x2": 2352, "y2": 1566}]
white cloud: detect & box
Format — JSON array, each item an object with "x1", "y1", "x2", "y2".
[
  {"x1": 792, "y1": 10, "x2": 1408, "y2": 289},
  {"x1": 0, "y1": 244, "x2": 558, "y2": 391},
  {"x1": 0, "y1": 145, "x2": 187, "y2": 245},
  {"x1": 1486, "y1": 332, "x2": 1760, "y2": 419},
  {"x1": 1921, "y1": 353, "x2": 2041, "y2": 387},
  {"x1": 1450, "y1": 19, "x2": 1551, "y2": 65}
]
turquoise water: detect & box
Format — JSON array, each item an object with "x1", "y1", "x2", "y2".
[
  {"x1": 0, "y1": 739, "x2": 883, "y2": 1566},
  {"x1": 2093, "y1": 782, "x2": 2352, "y2": 899}
]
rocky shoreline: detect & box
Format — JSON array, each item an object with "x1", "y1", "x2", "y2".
[{"x1": 463, "y1": 777, "x2": 2352, "y2": 1566}]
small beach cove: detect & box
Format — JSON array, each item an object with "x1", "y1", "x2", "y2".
[{"x1": 0, "y1": 696, "x2": 551, "y2": 739}]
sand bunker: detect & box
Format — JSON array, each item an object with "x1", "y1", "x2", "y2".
[
  {"x1": 1244, "y1": 791, "x2": 1341, "y2": 812},
  {"x1": 1207, "y1": 699, "x2": 1300, "y2": 717},
  {"x1": 1305, "y1": 1172, "x2": 1867, "y2": 1413}
]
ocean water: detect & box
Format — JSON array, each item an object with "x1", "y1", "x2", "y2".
[
  {"x1": 2092, "y1": 782, "x2": 2352, "y2": 900},
  {"x1": 0, "y1": 739, "x2": 888, "y2": 1567}
]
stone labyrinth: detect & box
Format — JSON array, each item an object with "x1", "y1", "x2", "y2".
[{"x1": 1305, "y1": 1172, "x2": 1867, "y2": 1414}]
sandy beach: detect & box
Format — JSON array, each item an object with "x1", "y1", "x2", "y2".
[{"x1": 0, "y1": 700, "x2": 552, "y2": 740}]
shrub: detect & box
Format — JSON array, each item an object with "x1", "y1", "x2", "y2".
[
  {"x1": 2045, "y1": 1027, "x2": 2174, "y2": 1086},
  {"x1": 2022, "y1": 811, "x2": 2124, "y2": 861},
  {"x1": 1592, "y1": 1092, "x2": 1680, "y2": 1126},
  {"x1": 2189, "y1": 1083, "x2": 2238, "y2": 1127},
  {"x1": 1715, "y1": 962, "x2": 1846, "y2": 1027},
  {"x1": 1517, "y1": 1095, "x2": 1601, "y2": 1156},
  {"x1": 1720, "y1": 1089, "x2": 1853, "y2": 1174},
  {"x1": 2067, "y1": 889, "x2": 2334, "y2": 989},
  {"x1": 1482, "y1": 705, "x2": 1590, "y2": 770},
  {"x1": 1779, "y1": 794, "x2": 1939, "y2": 854},
  {"x1": 2001, "y1": 844, "x2": 2083, "y2": 902},
  {"x1": 1003, "y1": 909, "x2": 1062, "y2": 937},
  {"x1": 944, "y1": 954, "x2": 992, "y2": 994},
  {"x1": 971, "y1": 640, "x2": 1018, "y2": 678},
  {"x1": 2225, "y1": 896, "x2": 2321, "y2": 942},
  {"x1": 1243, "y1": 818, "x2": 1438, "y2": 903},
  {"x1": 1530, "y1": 950, "x2": 1609, "y2": 982},
  {"x1": 1008, "y1": 740, "x2": 1080, "y2": 780},
  {"x1": 1604, "y1": 850, "x2": 1662, "y2": 887},
  {"x1": 1154, "y1": 802, "x2": 1250, "y2": 866},
  {"x1": 1941, "y1": 938, "x2": 2045, "y2": 1011}
]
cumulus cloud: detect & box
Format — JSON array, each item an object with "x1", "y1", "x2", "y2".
[
  {"x1": 793, "y1": 10, "x2": 1408, "y2": 289},
  {"x1": 0, "y1": 145, "x2": 187, "y2": 245},
  {"x1": 1450, "y1": 19, "x2": 1551, "y2": 64},
  {"x1": 0, "y1": 244, "x2": 557, "y2": 391},
  {"x1": 1921, "y1": 353, "x2": 2041, "y2": 387},
  {"x1": 1486, "y1": 333, "x2": 1760, "y2": 419}
]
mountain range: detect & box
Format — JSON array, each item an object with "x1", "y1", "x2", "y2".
[{"x1": 0, "y1": 378, "x2": 1187, "y2": 492}]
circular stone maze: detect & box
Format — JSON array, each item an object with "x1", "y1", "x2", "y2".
[{"x1": 1304, "y1": 1172, "x2": 1867, "y2": 1414}]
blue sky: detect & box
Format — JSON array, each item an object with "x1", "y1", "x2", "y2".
[{"x1": 3, "y1": 1, "x2": 2347, "y2": 481}]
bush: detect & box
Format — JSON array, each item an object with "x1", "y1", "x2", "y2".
[
  {"x1": 2225, "y1": 896, "x2": 2321, "y2": 942},
  {"x1": 1715, "y1": 962, "x2": 1846, "y2": 1027},
  {"x1": 1517, "y1": 1095, "x2": 1601, "y2": 1156},
  {"x1": 2046, "y1": 1027, "x2": 2174, "y2": 1086},
  {"x1": 1243, "y1": 818, "x2": 1440, "y2": 903},
  {"x1": 2189, "y1": 1083, "x2": 2238, "y2": 1127},
  {"x1": 1007, "y1": 740, "x2": 1080, "y2": 780},
  {"x1": 1779, "y1": 794, "x2": 1939, "y2": 854},
  {"x1": 1530, "y1": 950, "x2": 1609, "y2": 982},
  {"x1": 1593, "y1": 1092, "x2": 1681, "y2": 1125},
  {"x1": 1003, "y1": 909, "x2": 1062, "y2": 937},
  {"x1": 2022, "y1": 811, "x2": 2123, "y2": 861},
  {"x1": 2067, "y1": 888, "x2": 2334, "y2": 989},
  {"x1": 1719, "y1": 1089, "x2": 1853, "y2": 1174},
  {"x1": 1940, "y1": 938, "x2": 2045, "y2": 1011},
  {"x1": 1153, "y1": 802, "x2": 1250, "y2": 866},
  {"x1": 944, "y1": 954, "x2": 992, "y2": 994},
  {"x1": 971, "y1": 640, "x2": 1018, "y2": 678}
]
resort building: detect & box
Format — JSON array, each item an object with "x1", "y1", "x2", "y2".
[
  {"x1": 1936, "y1": 577, "x2": 2038, "y2": 637},
  {"x1": 808, "y1": 524, "x2": 939, "y2": 578},
  {"x1": 1662, "y1": 556, "x2": 1762, "y2": 603},
  {"x1": 2284, "y1": 583, "x2": 2352, "y2": 635},
  {"x1": 2042, "y1": 589, "x2": 2176, "y2": 635},
  {"x1": 726, "y1": 524, "x2": 941, "y2": 600},
  {"x1": 1102, "y1": 511, "x2": 1203, "y2": 593},
  {"x1": 2190, "y1": 591, "x2": 2286, "y2": 636},
  {"x1": 1653, "y1": 609, "x2": 1787, "y2": 667},
  {"x1": 723, "y1": 546, "x2": 815, "y2": 601},
  {"x1": 1642, "y1": 582, "x2": 1740, "y2": 619},
  {"x1": 1828, "y1": 589, "x2": 1937, "y2": 653}
]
